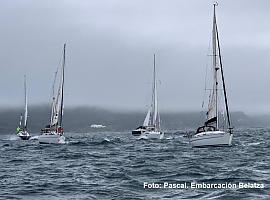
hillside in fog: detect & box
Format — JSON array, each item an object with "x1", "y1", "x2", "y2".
[{"x1": 0, "y1": 105, "x2": 269, "y2": 134}]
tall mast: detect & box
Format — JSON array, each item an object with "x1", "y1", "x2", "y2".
[
  {"x1": 19, "y1": 113, "x2": 22, "y2": 127},
  {"x1": 59, "y1": 43, "x2": 65, "y2": 128},
  {"x1": 213, "y1": 3, "x2": 219, "y2": 130},
  {"x1": 215, "y1": 12, "x2": 232, "y2": 132},
  {"x1": 24, "y1": 75, "x2": 28, "y2": 130},
  {"x1": 152, "y1": 53, "x2": 158, "y2": 129}
]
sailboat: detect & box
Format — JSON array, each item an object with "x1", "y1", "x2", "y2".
[
  {"x1": 16, "y1": 75, "x2": 31, "y2": 140},
  {"x1": 189, "y1": 3, "x2": 233, "y2": 147},
  {"x1": 38, "y1": 44, "x2": 66, "y2": 144},
  {"x1": 132, "y1": 54, "x2": 164, "y2": 139}
]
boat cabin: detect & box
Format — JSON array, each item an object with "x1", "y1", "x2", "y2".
[{"x1": 196, "y1": 125, "x2": 216, "y2": 133}]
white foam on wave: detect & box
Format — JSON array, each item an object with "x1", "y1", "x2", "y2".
[
  {"x1": 29, "y1": 135, "x2": 39, "y2": 140},
  {"x1": 137, "y1": 135, "x2": 148, "y2": 140},
  {"x1": 58, "y1": 136, "x2": 66, "y2": 144},
  {"x1": 247, "y1": 142, "x2": 261, "y2": 146},
  {"x1": 8, "y1": 135, "x2": 20, "y2": 141}
]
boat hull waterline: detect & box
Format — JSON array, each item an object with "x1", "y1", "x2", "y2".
[
  {"x1": 132, "y1": 130, "x2": 164, "y2": 139},
  {"x1": 189, "y1": 131, "x2": 233, "y2": 147},
  {"x1": 17, "y1": 131, "x2": 31, "y2": 140},
  {"x1": 38, "y1": 134, "x2": 65, "y2": 144}
]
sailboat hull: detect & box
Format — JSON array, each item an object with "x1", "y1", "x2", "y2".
[
  {"x1": 189, "y1": 131, "x2": 232, "y2": 147},
  {"x1": 138, "y1": 131, "x2": 164, "y2": 139},
  {"x1": 17, "y1": 131, "x2": 31, "y2": 140},
  {"x1": 38, "y1": 134, "x2": 65, "y2": 144}
]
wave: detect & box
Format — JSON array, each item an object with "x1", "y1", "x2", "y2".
[
  {"x1": 6, "y1": 135, "x2": 19, "y2": 141},
  {"x1": 0, "y1": 129, "x2": 269, "y2": 199},
  {"x1": 29, "y1": 135, "x2": 39, "y2": 140}
]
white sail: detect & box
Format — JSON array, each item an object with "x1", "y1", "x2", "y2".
[
  {"x1": 23, "y1": 75, "x2": 28, "y2": 129},
  {"x1": 205, "y1": 7, "x2": 219, "y2": 128},
  {"x1": 51, "y1": 105, "x2": 59, "y2": 126},
  {"x1": 50, "y1": 71, "x2": 58, "y2": 127},
  {"x1": 157, "y1": 110, "x2": 161, "y2": 130},
  {"x1": 143, "y1": 108, "x2": 151, "y2": 126},
  {"x1": 49, "y1": 44, "x2": 65, "y2": 128},
  {"x1": 50, "y1": 97, "x2": 57, "y2": 126},
  {"x1": 51, "y1": 92, "x2": 60, "y2": 127},
  {"x1": 150, "y1": 54, "x2": 159, "y2": 129},
  {"x1": 19, "y1": 113, "x2": 22, "y2": 127},
  {"x1": 58, "y1": 44, "x2": 65, "y2": 128},
  {"x1": 52, "y1": 85, "x2": 62, "y2": 126},
  {"x1": 153, "y1": 79, "x2": 158, "y2": 125}
]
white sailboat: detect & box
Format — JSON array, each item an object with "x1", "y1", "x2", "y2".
[
  {"x1": 132, "y1": 54, "x2": 164, "y2": 139},
  {"x1": 16, "y1": 75, "x2": 31, "y2": 140},
  {"x1": 38, "y1": 44, "x2": 66, "y2": 144},
  {"x1": 189, "y1": 3, "x2": 233, "y2": 147}
]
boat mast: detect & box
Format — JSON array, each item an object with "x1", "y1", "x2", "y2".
[
  {"x1": 23, "y1": 75, "x2": 28, "y2": 131},
  {"x1": 19, "y1": 113, "x2": 23, "y2": 127},
  {"x1": 152, "y1": 54, "x2": 158, "y2": 130},
  {"x1": 213, "y1": 3, "x2": 219, "y2": 130},
  {"x1": 59, "y1": 43, "x2": 66, "y2": 128},
  {"x1": 215, "y1": 8, "x2": 232, "y2": 132}
]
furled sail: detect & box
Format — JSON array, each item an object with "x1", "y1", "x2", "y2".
[
  {"x1": 149, "y1": 54, "x2": 159, "y2": 130},
  {"x1": 153, "y1": 78, "x2": 158, "y2": 126},
  {"x1": 19, "y1": 113, "x2": 23, "y2": 127}
]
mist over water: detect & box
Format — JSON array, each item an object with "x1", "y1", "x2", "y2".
[{"x1": 1, "y1": 105, "x2": 270, "y2": 134}]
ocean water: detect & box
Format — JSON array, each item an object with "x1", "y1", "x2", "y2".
[{"x1": 0, "y1": 129, "x2": 269, "y2": 200}]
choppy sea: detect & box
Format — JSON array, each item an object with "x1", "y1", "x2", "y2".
[{"x1": 0, "y1": 129, "x2": 269, "y2": 199}]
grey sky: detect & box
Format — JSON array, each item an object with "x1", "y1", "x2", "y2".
[{"x1": 0, "y1": 0, "x2": 270, "y2": 113}]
